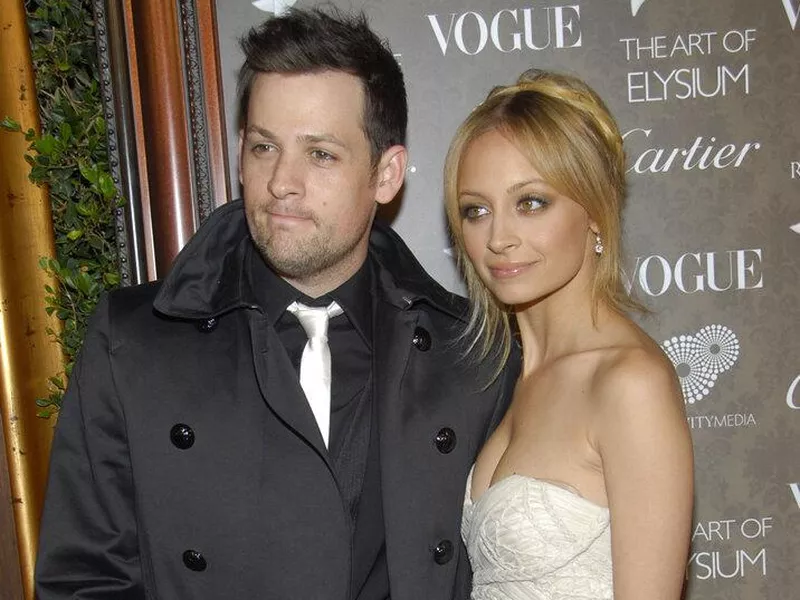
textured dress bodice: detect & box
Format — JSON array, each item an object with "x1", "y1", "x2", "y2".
[{"x1": 461, "y1": 466, "x2": 613, "y2": 600}]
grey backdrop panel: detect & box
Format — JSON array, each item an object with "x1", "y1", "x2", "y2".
[{"x1": 216, "y1": 1, "x2": 800, "y2": 597}]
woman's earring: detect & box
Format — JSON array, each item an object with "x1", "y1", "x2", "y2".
[{"x1": 594, "y1": 233, "x2": 604, "y2": 256}]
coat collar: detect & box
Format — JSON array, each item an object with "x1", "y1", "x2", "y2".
[{"x1": 153, "y1": 200, "x2": 468, "y2": 322}]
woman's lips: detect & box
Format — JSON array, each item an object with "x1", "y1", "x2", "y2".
[{"x1": 487, "y1": 262, "x2": 533, "y2": 279}]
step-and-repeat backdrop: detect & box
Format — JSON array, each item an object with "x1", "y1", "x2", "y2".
[{"x1": 216, "y1": 1, "x2": 799, "y2": 597}]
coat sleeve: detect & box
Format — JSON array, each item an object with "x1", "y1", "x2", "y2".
[{"x1": 35, "y1": 294, "x2": 144, "y2": 599}]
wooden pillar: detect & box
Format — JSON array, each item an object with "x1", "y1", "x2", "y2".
[
  {"x1": 131, "y1": 0, "x2": 197, "y2": 275},
  {"x1": 0, "y1": 1, "x2": 64, "y2": 598},
  {"x1": 111, "y1": 0, "x2": 231, "y2": 277},
  {"x1": 0, "y1": 418, "x2": 24, "y2": 600}
]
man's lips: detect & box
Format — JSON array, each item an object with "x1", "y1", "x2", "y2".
[
  {"x1": 487, "y1": 262, "x2": 533, "y2": 279},
  {"x1": 267, "y1": 210, "x2": 313, "y2": 223}
]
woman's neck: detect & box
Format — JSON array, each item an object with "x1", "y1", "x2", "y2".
[{"x1": 515, "y1": 286, "x2": 611, "y2": 374}]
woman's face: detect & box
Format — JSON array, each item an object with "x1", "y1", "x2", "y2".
[{"x1": 456, "y1": 129, "x2": 596, "y2": 307}]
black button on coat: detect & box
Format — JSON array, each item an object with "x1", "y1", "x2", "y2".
[
  {"x1": 434, "y1": 428, "x2": 457, "y2": 454},
  {"x1": 170, "y1": 424, "x2": 195, "y2": 449},
  {"x1": 411, "y1": 326, "x2": 432, "y2": 351},
  {"x1": 182, "y1": 549, "x2": 207, "y2": 572},
  {"x1": 433, "y1": 539, "x2": 455, "y2": 565}
]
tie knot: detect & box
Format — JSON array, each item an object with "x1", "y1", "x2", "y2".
[{"x1": 287, "y1": 301, "x2": 343, "y2": 341}]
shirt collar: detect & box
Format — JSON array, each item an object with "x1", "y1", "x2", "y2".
[{"x1": 246, "y1": 241, "x2": 373, "y2": 346}]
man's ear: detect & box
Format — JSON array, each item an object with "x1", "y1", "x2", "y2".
[{"x1": 374, "y1": 145, "x2": 408, "y2": 205}]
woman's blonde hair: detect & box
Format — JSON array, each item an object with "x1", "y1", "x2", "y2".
[{"x1": 444, "y1": 69, "x2": 642, "y2": 373}]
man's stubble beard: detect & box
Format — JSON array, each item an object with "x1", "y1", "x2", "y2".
[{"x1": 248, "y1": 211, "x2": 369, "y2": 283}]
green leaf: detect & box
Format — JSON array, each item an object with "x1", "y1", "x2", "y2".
[
  {"x1": 0, "y1": 116, "x2": 21, "y2": 132},
  {"x1": 62, "y1": 273, "x2": 76, "y2": 291},
  {"x1": 48, "y1": 376, "x2": 65, "y2": 390},
  {"x1": 98, "y1": 172, "x2": 117, "y2": 199},
  {"x1": 103, "y1": 272, "x2": 120, "y2": 286},
  {"x1": 34, "y1": 134, "x2": 57, "y2": 155},
  {"x1": 59, "y1": 121, "x2": 72, "y2": 141},
  {"x1": 78, "y1": 160, "x2": 99, "y2": 184},
  {"x1": 66, "y1": 229, "x2": 83, "y2": 241},
  {"x1": 75, "y1": 201, "x2": 94, "y2": 217},
  {"x1": 74, "y1": 271, "x2": 93, "y2": 295}
]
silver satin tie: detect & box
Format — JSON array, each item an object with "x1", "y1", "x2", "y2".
[{"x1": 286, "y1": 301, "x2": 343, "y2": 448}]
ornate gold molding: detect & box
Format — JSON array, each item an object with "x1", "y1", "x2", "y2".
[{"x1": 0, "y1": 1, "x2": 63, "y2": 598}]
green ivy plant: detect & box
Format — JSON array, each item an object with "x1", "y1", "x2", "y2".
[{"x1": 1, "y1": 0, "x2": 121, "y2": 416}]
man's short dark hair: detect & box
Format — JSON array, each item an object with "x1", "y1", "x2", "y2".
[{"x1": 237, "y1": 7, "x2": 408, "y2": 166}]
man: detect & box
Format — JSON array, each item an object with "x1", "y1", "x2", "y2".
[{"x1": 35, "y1": 8, "x2": 516, "y2": 599}]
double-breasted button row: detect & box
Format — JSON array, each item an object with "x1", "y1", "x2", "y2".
[
  {"x1": 183, "y1": 549, "x2": 207, "y2": 571},
  {"x1": 412, "y1": 327, "x2": 431, "y2": 351},
  {"x1": 432, "y1": 426, "x2": 455, "y2": 562},
  {"x1": 170, "y1": 424, "x2": 195, "y2": 449},
  {"x1": 433, "y1": 539, "x2": 454, "y2": 565},
  {"x1": 434, "y1": 427, "x2": 456, "y2": 454},
  {"x1": 172, "y1": 424, "x2": 205, "y2": 572}
]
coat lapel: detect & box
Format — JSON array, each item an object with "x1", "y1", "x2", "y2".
[{"x1": 248, "y1": 311, "x2": 331, "y2": 463}]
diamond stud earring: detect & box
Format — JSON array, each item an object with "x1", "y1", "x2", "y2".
[{"x1": 594, "y1": 233, "x2": 604, "y2": 256}]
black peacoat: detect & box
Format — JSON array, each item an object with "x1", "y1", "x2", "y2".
[{"x1": 35, "y1": 201, "x2": 517, "y2": 600}]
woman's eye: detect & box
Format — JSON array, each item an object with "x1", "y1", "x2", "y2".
[
  {"x1": 460, "y1": 205, "x2": 489, "y2": 220},
  {"x1": 518, "y1": 195, "x2": 547, "y2": 213}
]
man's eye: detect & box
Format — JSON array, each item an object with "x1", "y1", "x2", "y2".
[
  {"x1": 460, "y1": 205, "x2": 489, "y2": 220},
  {"x1": 251, "y1": 142, "x2": 276, "y2": 154},
  {"x1": 311, "y1": 149, "x2": 336, "y2": 162}
]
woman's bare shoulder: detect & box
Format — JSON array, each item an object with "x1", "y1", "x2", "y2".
[{"x1": 589, "y1": 332, "x2": 685, "y2": 422}]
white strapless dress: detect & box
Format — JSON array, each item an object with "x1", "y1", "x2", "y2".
[{"x1": 461, "y1": 466, "x2": 613, "y2": 600}]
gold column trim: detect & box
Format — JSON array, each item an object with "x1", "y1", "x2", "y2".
[{"x1": 0, "y1": 1, "x2": 64, "y2": 598}]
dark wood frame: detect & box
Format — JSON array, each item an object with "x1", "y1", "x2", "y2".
[{"x1": 94, "y1": 0, "x2": 231, "y2": 283}]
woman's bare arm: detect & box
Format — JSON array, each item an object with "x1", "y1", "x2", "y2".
[{"x1": 594, "y1": 349, "x2": 694, "y2": 600}]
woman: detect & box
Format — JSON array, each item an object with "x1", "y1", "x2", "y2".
[{"x1": 445, "y1": 70, "x2": 694, "y2": 600}]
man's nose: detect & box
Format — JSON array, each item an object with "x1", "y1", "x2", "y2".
[{"x1": 267, "y1": 153, "x2": 303, "y2": 199}]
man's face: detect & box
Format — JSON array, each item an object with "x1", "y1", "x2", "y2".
[{"x1": 239, "y1": 71, "x2": 405, "y2": 297}]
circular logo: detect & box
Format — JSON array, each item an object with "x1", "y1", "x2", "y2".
[{"x1": 661, "y1": 325, "x2": 740, "y2": 404}]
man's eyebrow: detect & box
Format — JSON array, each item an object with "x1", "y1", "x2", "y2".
[
  {"x1": 299, "y1": 133, "x2": 347, "y2": 148},
  {"x1": 243, "y1": 125, "x2": 274, "y2": 138},
  {"x1": 244, "y1": 126, "x2": 347, "y2": 148}
]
